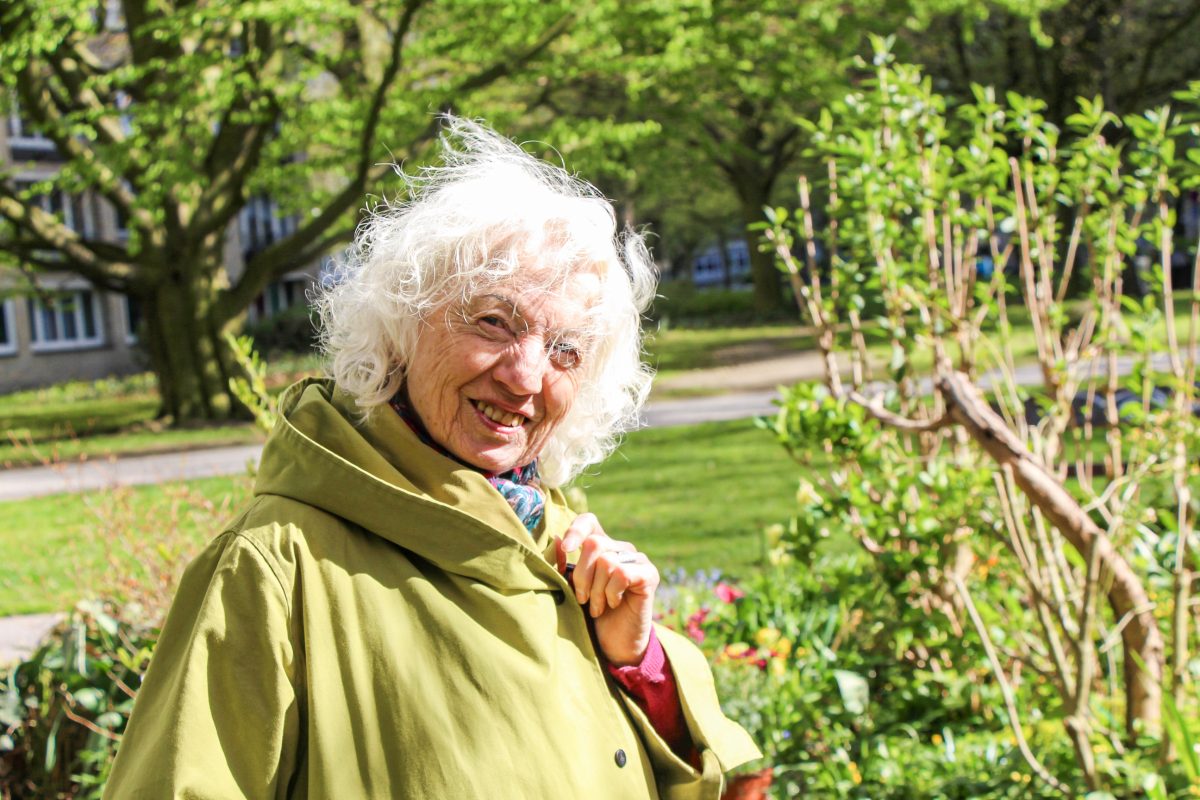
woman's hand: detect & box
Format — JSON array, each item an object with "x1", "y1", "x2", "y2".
[{"x1": 556, "y1": 513, "x2": 660, "y2": 667}]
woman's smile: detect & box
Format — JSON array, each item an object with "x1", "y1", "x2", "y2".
[{"x1": 471, "y1": 398, "x2": 530, "y2": 429}]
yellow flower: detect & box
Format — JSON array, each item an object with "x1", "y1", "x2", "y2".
[
  {"x1": 796, "y1": 480, "x2": 823, "y2": 507},
  {"x1": 724, "y1": 642, "x2": 752, "y2": 659},
  {"x1": 775, "y1": 637, "x2": 793, "y2": 657},
  {"x1": 931, "y1": 734, "x2": 943, "y2": 746},
  {"x1": 754, "y1": 627, "x2": 782, "y2": 649},
  {"x1": 770, "y1": 657, "x2": 787, "y2": 677},
  {"x1": 848, "y1": 761, "x2": 862, "y2": 785}
]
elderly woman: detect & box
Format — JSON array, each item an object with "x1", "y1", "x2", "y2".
[{"x1": 104, "y1": 119, "x2": 759, "y2": 799}]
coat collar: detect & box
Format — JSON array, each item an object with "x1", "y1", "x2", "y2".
[{"x1": 254, "y1": 378, "x2": 572, "y2": 594}]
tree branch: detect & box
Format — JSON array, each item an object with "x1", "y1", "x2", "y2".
[
  {"x1": 938, "y1": 370, "x2": 1164, "y2": 737},
  {"x1": 12, "y1": 69, "x2": 151, "y2": 234},
  {"x1": 846, "y1": 391, "x2": 953, "y2": 433}
]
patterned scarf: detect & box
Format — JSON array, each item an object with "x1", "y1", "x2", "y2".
[{"x1": 389, "y1": 394, "x2": 546, "y2": 534}]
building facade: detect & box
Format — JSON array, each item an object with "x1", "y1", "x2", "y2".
[{"x1": 0, "y1": 105, "x2": 318, "y2": 393}]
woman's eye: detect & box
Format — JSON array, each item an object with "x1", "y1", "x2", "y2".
[
  {"x1": 548, "y1": 340, "x2": 581, "y2": 369},
  {"x1": 478, "y1": 315, "x2": 509, "y2": 334}
]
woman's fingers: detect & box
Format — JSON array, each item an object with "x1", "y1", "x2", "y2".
[
  {"x1": 559, "y1": 512, "x2": 601, "y2": 555},
  {"x1": 575, "y1": 538, "x2": 634, "y2": 605},
  {"x1": 561, "y1": 513, "x2": 639, "y2": 605},
  {"x1": 587, "y1": 552, "x2": 644, "y2": 618}
]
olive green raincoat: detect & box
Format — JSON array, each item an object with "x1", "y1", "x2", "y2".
[{"x1": 104, "y1": 379, "x2": 760, "y2": 799}]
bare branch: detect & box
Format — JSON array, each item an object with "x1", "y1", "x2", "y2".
[
  {"x1": 953, "y1": 576, "x2": 1071, "y2": 795},
  {"x1": 846, "y1": 391, "x2": 953, "y2": 433}
]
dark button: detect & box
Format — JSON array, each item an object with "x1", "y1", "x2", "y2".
[
  {"x1": 614, "y1": 749, "x2": 627, "y2": 768},
  {"x1": 552, "y1": 590, "x2": 566, "y2": 605}
]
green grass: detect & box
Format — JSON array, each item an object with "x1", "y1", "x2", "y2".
[
  {"x1": 0, "y1": 475, "x2": 250, "y2": 615},
  {"x1": 0, "y1": 418, "x2": 806, "y2": 615},
  {"x1": 576, "y1": 418, "x2": 806, "y2": 577},
  {"x1": 645, "y1": 324, "x2": 817, "y2": 375},
  {"x1": 0, "y1": 425, "x2": 264, "y2": 469},
  {"x1": 0, "y1": 352, "x2": 320, "y2": 468}
]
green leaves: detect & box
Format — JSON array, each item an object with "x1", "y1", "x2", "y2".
[{"x1": 0, "y1": 601, "x2": 156, "y2": 798}]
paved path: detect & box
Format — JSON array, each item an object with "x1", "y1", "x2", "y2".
[
  {"x1": 0, "y1": 393, "x2": 789, "y2": 503},
  {"x1": 0, "y1": 443, "x2": 264, "y2": 502},
  {"x1": 0, "y1": 612, "x2": 64, "y2": 666}
]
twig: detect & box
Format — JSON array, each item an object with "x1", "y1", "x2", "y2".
[
  {"x1": 845, "y1": 391, "x2": 952, "y2": 433},
  {"x1": 60, "y1": 695, "x2": 122, "y2": 742},
  {"x1": 953, "y1": 576, "x2": 1070, "y2": 795}
]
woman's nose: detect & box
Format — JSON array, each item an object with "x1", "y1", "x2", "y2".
[{"x1": 494, "y1": 335, "x2": 548, "y2": 395}]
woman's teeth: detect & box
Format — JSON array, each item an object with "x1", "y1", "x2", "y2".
[{"x1": 474, "y1": 400, "x2": 526, "y2": 427}]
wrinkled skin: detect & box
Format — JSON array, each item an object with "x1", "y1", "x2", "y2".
[{"x1": 405, "y1": 272, "x2": 657, "y2": 665}]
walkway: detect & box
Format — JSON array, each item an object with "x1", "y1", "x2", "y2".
[{"x1": 0, "y1": 390, "x2": 792, "y2": 503}]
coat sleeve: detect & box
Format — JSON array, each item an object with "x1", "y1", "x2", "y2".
[
  {"x1": 103, "y1": 530, "x2": 303, "y2": 800},
  {"x1": 613, "y1": 624, "x2": 762, "y2": 800}
]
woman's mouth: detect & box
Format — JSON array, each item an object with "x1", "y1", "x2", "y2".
[{"x1": 472, "y1": 399, "x2": 529, "y2": 428}]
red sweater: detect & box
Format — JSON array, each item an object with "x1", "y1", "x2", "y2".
[{"x1": 606, "y1": 627, "x2": 698, "y2": 765}]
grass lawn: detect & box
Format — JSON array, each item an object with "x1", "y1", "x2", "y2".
[
  {"x1": 0, "y1": 425, "x2": 264, "y2": 469},
  {"x1": 0, "y1": 475, "x2": 251, "y2": 616},
  {"x1": 577, "y1": 418, "x2": 808, "y2": 577},
  {"x1": 0, "y1": 353, "x2": 319, "y2": 468},
  {"x1": 646, "y1": 324, "x2": 818, "y2": 375},
  {"x1": 0, "y1": 418, "x2": 805, "y2": 615}
]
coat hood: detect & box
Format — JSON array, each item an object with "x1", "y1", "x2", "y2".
[{"x1": 253, "y1": 378, "x2": 574, "y2": 594}]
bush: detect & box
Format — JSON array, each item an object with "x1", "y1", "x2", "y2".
[
  {"x1": 241, "y1": 304, "x2": 318, "y2": 356},
  {"x1": 650, "y1": 280, "x2": 794, "y2": 327},
  {"x1": 661, "y1": 561, "x2": 1078, "y2": 799},
  {"x1": 0, "y1": 603, "x2": 156, "y2": 800}
]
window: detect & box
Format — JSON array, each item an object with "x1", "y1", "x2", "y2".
[
  {"x1": 104, "y1": 0, "x2": 125, "y2": 30},
  {"x1": 6, "y1": 101, "x2": 56, "y2": 160},
  {"x1": 250, "y1": 277, "x2": 308, "y2": 322},
  {"x1": 124, "y1": 295, "x2": 142, "y2": 344},
  {"x1": 27, "y1": 289, "x2": 104, "y2": 351},
  {"x1": 239, "y1": 196, "x2": 298, "y2": 260},
  {"x1": 0, "y1": 299, "x2": 16, "y2": 356},
  {"x1": 14, "y1": 180, "x2": 93, "y2": 237}
]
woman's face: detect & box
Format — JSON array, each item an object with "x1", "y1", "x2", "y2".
[{"x1": 403, "y1": 271, "x2": 600, "y2": 474}]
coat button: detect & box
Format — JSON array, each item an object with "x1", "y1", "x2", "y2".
[
  {"x1": 553, "y1": 590, "x2": 566, "y2": 605},
  {"x1": 614, "y1": 749, "x2": 627, "y2": 768}
]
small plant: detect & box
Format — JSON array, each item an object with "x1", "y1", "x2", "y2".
[
  {"x1": 0, "y1": 602, "x2": 156, "y2": 800},
  {"x1": 224, "y1": 332, "x2": 278, "y2": 434}
]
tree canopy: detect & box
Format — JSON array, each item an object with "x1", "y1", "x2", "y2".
[{"x1": 0, "y1": 0, "x2": 577, "y2": 420}]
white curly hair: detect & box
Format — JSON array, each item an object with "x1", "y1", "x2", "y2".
[{"x1": 314, "y1": 117, "x2": 657, "y2": 487}]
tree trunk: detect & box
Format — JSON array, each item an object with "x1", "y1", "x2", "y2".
[
  {"x1": 738, "y1": 195, "x2": 783, "y2": 312},
  {"x1": 715, "y1": 229, "x2": 732, "y2": 289},
  {"x1": 139, "y1": 261, "x2": 248, "y2": 424}
]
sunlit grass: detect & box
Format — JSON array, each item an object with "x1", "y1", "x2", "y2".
[
  {"x1": 2, "y1": 418, "x2": 807, "y2": 615},
  {"x1": 0, "y1": 475, "x2": 249, "y2": 615}
]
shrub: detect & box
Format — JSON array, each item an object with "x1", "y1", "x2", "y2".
[
  {"x1": 650, "y1": 280, "x2": 794, "y2": 327},
  {"x1": 0, "y1": 603, "x2": 156, "y2": 800},
  {"x1": 241, "y1": 303, "x2": 318, "y2": 356},
  {"x1": 662, "y1": 562, "x2": 1078, "y2": 799}
]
